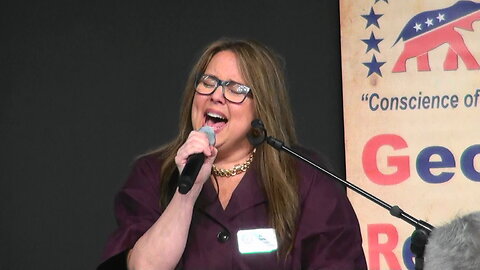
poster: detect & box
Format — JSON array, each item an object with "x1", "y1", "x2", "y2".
[{"x1": 339, "y1": 0, "x2": 480, "y2": 269}]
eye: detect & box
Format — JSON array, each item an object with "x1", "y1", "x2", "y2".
[
  {"x1": 201, "y1": 76, "x2": 217, "y2": 88},
  {"x1": 228, "y1": 83, "x2": 250, "y2": 95}
]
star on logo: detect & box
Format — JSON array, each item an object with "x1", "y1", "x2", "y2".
[
  {"x1": 363, "y1": 55, "x2": 386, "y2": 77},
  {"x1": 425, "y1": 18, "x2": 434, "y2": 27},
  {"x1": 437, "y1": 13, "x2": 446, "y2": 22},
  {"x1": 361, "y1": 32, "x2": 383, "y2": 53},
  {"x1": 361, "y1": 7, "x2": 383, "y2": 28},
  {"x1": 413, "y1": 22, "x2": 422, "y2": 32}
]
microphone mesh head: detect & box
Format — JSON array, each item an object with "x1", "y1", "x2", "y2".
[
  {"x1": 199, "y1": 126, "x2": 215, "y2": 146},
  {"x1": 247, "y1": 119, "x2": 266, "y2": 146}
]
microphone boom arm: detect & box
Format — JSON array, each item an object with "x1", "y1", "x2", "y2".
[
  {"x1": 266, "y1": 136, "x2": 434, "y2": 233},
  {"x1": 250, "y1": 119, "x2": 433, "y2": 270}
]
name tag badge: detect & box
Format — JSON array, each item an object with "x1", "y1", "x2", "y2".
[{"x1": 237, "y1": 228, "x2": 278, "y2": 254}]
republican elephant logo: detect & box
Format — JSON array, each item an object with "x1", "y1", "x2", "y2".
[{"x1": 392, "y1": 0, "x2": 480, "y2": 72}]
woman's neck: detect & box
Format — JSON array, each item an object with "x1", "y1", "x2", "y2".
[{"x1": 214, "y1": 145, "x2": 254, "y2": 169}]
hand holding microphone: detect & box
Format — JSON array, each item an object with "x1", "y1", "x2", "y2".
[{"x1": 176, "y1": 126, "x2": 216, "y2": 194}]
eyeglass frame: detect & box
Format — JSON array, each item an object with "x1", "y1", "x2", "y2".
[{"x1": 194, "y1": 74, "x2": 252, "y2": 104}]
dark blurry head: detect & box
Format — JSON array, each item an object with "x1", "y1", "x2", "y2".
[{"x1": 424, "y1": 211, "x2": 480, "y2": 270}]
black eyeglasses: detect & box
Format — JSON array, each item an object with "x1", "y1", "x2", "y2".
[{"x1": 195, "y1": 74, "x2": 252, "y2": 104}]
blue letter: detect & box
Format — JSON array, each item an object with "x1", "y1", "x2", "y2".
[
  {"x1": 417, "y1": 146, "x2": 455, "y2": 183},
  {"x1": 369, "y1": 93, "x2": 379, "y2": 111},
  {"x1": 461, "y1": 145, "x2": 480, "y2": 181},
  {"x1": 402, "y1": 237, "x2": 415, "y2": 270}
]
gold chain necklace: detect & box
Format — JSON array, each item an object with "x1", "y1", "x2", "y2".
[{"x1": 212, "y1": 149, "x2": 256, "y2": 177}]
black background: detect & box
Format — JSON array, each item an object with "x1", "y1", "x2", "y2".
[{"x1": 1, "y1": 1, "x2": 346, "y2": 269}]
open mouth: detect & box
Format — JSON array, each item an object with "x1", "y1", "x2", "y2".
[{"x1": 205, "y1": 111, "x2": 228, "y2": 132}]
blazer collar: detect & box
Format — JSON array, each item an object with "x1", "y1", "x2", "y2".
[{"x1": 196, "y1": 163, "x2": 267, "y2": 221}]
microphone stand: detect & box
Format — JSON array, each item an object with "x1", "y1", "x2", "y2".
[{"x1": 249, "y1": 120, "x2": 433, "y2": 270}]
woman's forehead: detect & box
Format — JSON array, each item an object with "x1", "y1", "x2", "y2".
[{"x1": 204, "y1": 51, "x2": 245, "y2": 82}]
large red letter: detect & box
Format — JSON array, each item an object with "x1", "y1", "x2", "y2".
[
  {"x1": 362, "y1": 134, "x2": 410, "y2": 185},
  {"x1": 368, "y1": 224, "x2": 402, "y2": 270}
]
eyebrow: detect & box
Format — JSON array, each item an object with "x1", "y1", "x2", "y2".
[{"x1": 203, "y1": 73, "x2": 245, "y2": 86}]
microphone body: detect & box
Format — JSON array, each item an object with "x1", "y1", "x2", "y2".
[
  {"x1": 424, "y1": 211, "x2": 480, "y2": 270},
  {"x1": 178, "y1": 126, "x2": 215, "y2": 194},
  {"x1": 178, "y1": 153, "x2": 205, "y2": 194}
]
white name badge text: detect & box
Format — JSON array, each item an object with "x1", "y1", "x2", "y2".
[{"x1": 237, "y1": 228, "x2": 278, "y2": 254}]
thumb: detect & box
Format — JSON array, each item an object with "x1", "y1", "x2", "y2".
[{"x1": 205, "y1": 146, "x2": 218, "y2": 164}]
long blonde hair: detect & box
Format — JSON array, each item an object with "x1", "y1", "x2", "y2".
[{"x1": 152, "y1": 38, "x2": 299, "y2": 257}]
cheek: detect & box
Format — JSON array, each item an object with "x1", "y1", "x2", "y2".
[
  {"x1": 233, "y1": 100, "x2": 256, "y2": 127},
  {"x1": 191, "y1": 95, "x2": 204, "y2": 128},
  {"x1": 244, "y1": 99, "x2": 256, "y2": 121}
]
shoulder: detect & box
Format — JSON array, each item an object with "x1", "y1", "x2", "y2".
[
  {"x1": 132, "y1": 152, "x2": 164, "y2": 174},
  {"x1": 292, "y1": 146, "x2": 346, "y2": 202},
  {"x1": 120, "y1": 152, "x2": 165, "y2": 191}
]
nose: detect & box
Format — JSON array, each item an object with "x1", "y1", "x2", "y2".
[{"x1": 210, "y1": 85, "x2": 226, "y2": 104}]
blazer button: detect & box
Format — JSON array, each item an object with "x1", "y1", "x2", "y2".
[{"x1": 217, "y1": 231, "x2": 230, "y2": 243}]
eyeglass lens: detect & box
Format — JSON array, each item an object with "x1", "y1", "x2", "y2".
[{"x1": 196, "y1": 75, "x2": 250, "y2": 103}]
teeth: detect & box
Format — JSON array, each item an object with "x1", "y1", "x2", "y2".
[{"x1": 207, "y1": 112, "x2": 226, "y2": 120}]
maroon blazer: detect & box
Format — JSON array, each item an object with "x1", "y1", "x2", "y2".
[{"x1": 98, "y1": 152, "x2": 367, "y2": 270}]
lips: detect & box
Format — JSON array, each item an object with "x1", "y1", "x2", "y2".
[{"x1": 204, "y1": 109, "x2": 228, "y2": 132}]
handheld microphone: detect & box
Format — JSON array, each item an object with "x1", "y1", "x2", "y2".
[{"x1": 178, "y1": 126, "x2": 216, "y2": 194}]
